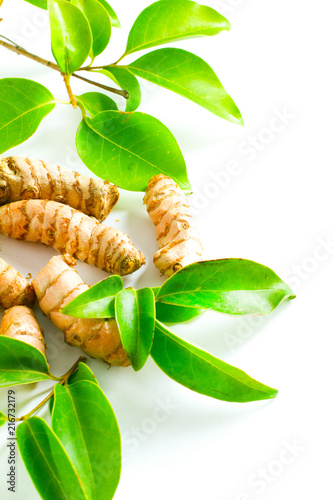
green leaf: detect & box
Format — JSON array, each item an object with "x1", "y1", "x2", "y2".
[
  {"x1": 61, "y1": 275, "x2": 123, "y2": 318},
  {"x1": 49, "y1": 361, "x2": 97, "y2": 416},
  {"x1": 71, "y1": 0, "x2": 111, "y2": 60},
  {"x1": 0, "y1": 337, "x2": 56, "y2": 388},
  {"x1": 17, "y1": 417, "x2": 88, "y2": 500},
  {"x1": 52, "y1": 380, "x2": 121, "y2": 500},
  {"x1": 24, "y1": 0, "x2": 47, "y2": 8},
  {"x1": 96, "y1": 66, "x2": 141, "y2": 112},
  {"x1": 77, "y1": 92, "x2": 118, "y2": 117},
  {"x1": 115, "y1": 288, "x2": 155, "y2": 371},
  {"x1": 152, "y1": 287, "x2": 205, "y2": 324},
  {"x1": 68, "y1": 361, "x2": 98, "y2": 385},
  {"x1": 156, "y1": 259, "x2": 295, "y2": 315},
  {"x1": 96, "y1": 0, "x2": 120, "y2": 28},
  {"x1": 0, "y1": 411, "x2": 6, "y2": 427},
  {"x1": 127, "y1": 48, "x2": 243, "y2": 125},
  {"x1": 124, "y1": 0, "x2": 230, "y2": 56},
  {"x1": 48, "y1": 0, "x2": 92, "y2": 75},
  {"x1": 0, "y1": 78, "x2": 55, "y2": 155},
  {"x1": 151, "y1": 321, "x2": 278, "y2": 403},
  {"x1": 76, "y1": 110, "x2": 191, "y2": 191}
]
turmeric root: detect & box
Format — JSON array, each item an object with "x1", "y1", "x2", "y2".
[
  {"x1": 143, "y1": 174, "x2": 203, "y2": 276},
  {"x1": 0, "y1": 257, "x2": 35, "y2": 308},
  {"x1": 0, "y1": 305, "x2": 46, "y2": 356},
  {"x1": 0, "y1": 156, "x2": 119, "y2": 222},
  {"x1": 33, "y1": 254, "x2": 129, "y2": 366},
  {"x1": 0, "y1": 199, "x2": 145, "y2": 276}
]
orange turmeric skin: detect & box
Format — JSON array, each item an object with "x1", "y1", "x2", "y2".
[
  {"x1": 0, "y1": 306, "x2": 46, "y2": 356},
  {"x1": 144, "y1": 174, "x2": 203, "y2": 276},
  {"x1": 0, "y1": 257, "x2": 35, "y2": 308},
  {"x1": 0, "y1": 156, "x2": 119, "y2": 222},
  {"x1": 33, "y1": 254, "x2": 129, "y2": 366},
  {"x1": 0, "y1": 199, "x2": 145, "y2": 276}
]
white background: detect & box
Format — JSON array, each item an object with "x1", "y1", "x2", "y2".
[{"x1": 0, "y1": 0, "x2": 332, "y2": 499}]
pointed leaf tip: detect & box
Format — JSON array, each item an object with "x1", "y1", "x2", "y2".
[{"x1": 151, "y1": 322, "x2": 278, "y2": 403}]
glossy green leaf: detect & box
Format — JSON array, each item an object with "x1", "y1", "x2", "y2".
[
  {"x1": 17, "y1": 417, "x2": 88, "y2": 500},
  {"x1": 0, "y1": 336, "x2": 56, "y2": 387},
  {"x1": 0, "y1": 411, "x2": 6, "y2": 427},
  {"x1": 71, "y1": 0, "x2": 111, "y2": 59},
  {"x1": 127, "y1": 48, "x2": 243, "y2": 124},
  {"x1": 76, "y1": 110, "x2": 190, "y2": 191},
  {"x1": 24, "y1": 0, "x2": 47, "y2": 7},
  {"x1": 0, "y1": 78, "x2": 55, "y2": 155},
  {"x1": 77, "y1": 92, "x2": 118, "y2": 117},
  {"x1": 124, "y1": 0, "x2": 230, "y2": 56},
  {"x1": 152, "y1": 287, "x2": 205, "y2": 324},
  {"x1": 115, "y1": 288, "x2": 155, "y2": 371},
  {"x1": 52, "y1": 380, "x2": 121, "y2": 500},
  {"x1": 48, "y1": 0, "x2": 92, "y2": 75},
  {"x1": 96, "y1": 0, "x2": 120, "y2": 28},
  {"x1": 49, "y1": 361, "x2": 97, "y2": 416},
  {"x1": 151, "y1": 322, "x2": 278, "y2": 403},
  {"x1": 156, "y1": 259, "x2": 295, "y2": 315},
  {"x1": 68, "y1": 361, "x2": 98, "y2": 385},
  {"x1": 96, "y1": 66, "x2": 141, "y2": 112},
  {"x1": 61, "y1": 275, "x2": 123, "y2": 318},
  {"x1": 24, "y1": 0, "x2": 120, "y2": 25}
]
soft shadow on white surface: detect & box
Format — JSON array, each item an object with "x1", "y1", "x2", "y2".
[{"x1": 1, "y1": 0, "x2": 333, "y2": 499}]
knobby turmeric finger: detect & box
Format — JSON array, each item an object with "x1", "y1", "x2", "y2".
[
  {"x1": 0, "y1": 156, "x2": 119, "y2": 222},
  {"x1": 144, "y1": 174, "x2": 203, "y2": 276},
  {"x1": 0, "y1": 305, "x2": 46, "y2": 356},
  {"x1": 0, "y1": 257, "x2": 35, "y2": 308},
  {"x1": 33, "y1": 254, "x2": 129, "y2": 366},
  {"x1": 0, "y1": 199, "x2": 145, "y2": 276}
]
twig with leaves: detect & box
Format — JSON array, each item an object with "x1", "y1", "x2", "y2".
[
  {"x1": 0, "y1": 1, "x2": 295, "y2": 499},
  {"x1": 0, "y1": 0, "x2": 242, "y2": 192}
]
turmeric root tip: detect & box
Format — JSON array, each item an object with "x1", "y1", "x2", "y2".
[
  {"x1": 0, "y1": 199, "x2": 145, "y2": 276},
  {"x1": 0, "y1": 305, "x2": 46, "y2": 356},
  {"x1": 33, "y1": 254, "x2": 129, "y2": 367},
  {"x1": 0, "y1": 156, "x2": 119, "y2": 222},
  {"x1": 0, "y1": 257, "x2": 35, "y2": 308},
  {"x1": 144, "y1": 174, "x2": 203, "y2": 276}
]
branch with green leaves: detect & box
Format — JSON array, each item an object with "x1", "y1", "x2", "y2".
[
  {"x1": 62, "y1": 258, "x2": 295, "y2": 402},
  {"x1": 1, "y1": 358, "x2": 121, "y2": 500},
  {"x1": 0, "y1": 258, "x2": 295, "y2": 499},
  {"x1": 0, "y1": 0, "x2": 243, "y2": 191},
  {"x1": 0, "y1": 2, "x2": 295, "y2": 499}
]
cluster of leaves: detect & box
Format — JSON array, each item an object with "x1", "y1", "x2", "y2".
[
  {"x1": 62, "y1": 258, "x2": 295, "y2": 402},
  {"x1": 0, "y1": 0, "x2": 243, "y2": 192},
  {"x1": 0, "y1": 259, "x2": 294, "y2": 499},
  {"x1": 0, "y1": 353, "x2": 121, "y2": 500},
  {"x1": 0, "y1": 3, "x2": 296, "y2": 498}
]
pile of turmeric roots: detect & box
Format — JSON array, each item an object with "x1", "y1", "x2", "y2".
[{"x1": 0, "y1": 156, "x2": 203, "y2": 366}]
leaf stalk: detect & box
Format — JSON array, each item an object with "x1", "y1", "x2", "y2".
[
  {"x1": 63, "y1": 74, "x2": 77, "y2": 108},
  {"x1": 0, "y1": 37, "x2": 128, "y2": 99},
  {"x1": 10, "y1": 356, "x2": 86, "y2": 422}
]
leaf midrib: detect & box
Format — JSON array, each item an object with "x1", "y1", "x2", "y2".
[
  {"x1": 24, "y1": 419, "x2": 89, "y2": 500},
  {"x1": 65, "y1": 387, "x2": 96, "y2": 499},
  {"x1": 155, "y1": 322, "x2": 274, "y2": 396},
  {"x1": 157, "y1": 287, "x2": 289, "y2": 300},
  {"x1": 84, "y1": 116, "x2": 188, "y2": 188},
  {"x1": 128, "y1": 63, "x2": 220, "y2": 103},
  {"x1": 125, "y1": 25, "x2": 225, "y2": 56},
  {"x1": 0, "y1": 101, "x2": 53, "y2": 134}
]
